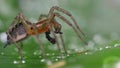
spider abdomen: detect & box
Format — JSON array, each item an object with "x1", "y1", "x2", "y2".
[{"x1": 5, "y1": 23, "x2": 28, "y2": 47}]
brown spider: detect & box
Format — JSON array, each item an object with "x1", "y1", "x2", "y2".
[{"x1": 4, "y1": 6, "x2": 87, "y2": 60}]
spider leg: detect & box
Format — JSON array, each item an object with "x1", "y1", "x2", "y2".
[
  {"x1": 4, "y1": 13, "x2": 33, "y2": 60},
  {"x1": 6, "y1": 32, "x2": 24, "y2": 60},
  {"x1": 13, "y1": 13, "x2": 32, "y2": 34},
  {"x1": 47, "y1": 11, "x2": 63, "y2": 59},
  {"x1": 48, "y1": 6, "x2": 85, "y2": 37},
  {"x1": 32, "y1": 24, "x2": 46, "y2": 59},
  {"x1": 51, "y1": 19, "x2": 68, "y2": 55},
  {"x1": 59, "y1": 34, "x2": 67, "y2": 55},
  {"x1": 39, "y1": 14, "x2": 63, "y2": 59},
  {"x1": 38, "y1": 14, "x2": 56, "y2": 44},
  {"x1": 38, "y1": 14, "x2": 47, "y2": 21},
  {"x1": 35, "y1": 35, "x2": 46, "y2": 59},
  {"x1": 54, "y1": 13, "x2": 87, "y2": 45},
  {"x1": 50, "y1": 27, "x2": 63, "y2": 59},
  {"x1": 18, "y1": 42, "x2": 24, "y2": 60},
  {"x1": 47, "y1": 14, "x2": 63, "y2": 59}
]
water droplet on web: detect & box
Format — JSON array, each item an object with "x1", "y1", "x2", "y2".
[
  {"x1": 99, "y1": 47, "x2": 103, "y2": 51},
  {"x1": 105, "y1": 46, "x2": 111, "y2": 49},
  {"x1": 85, "y1": 52, "x2": 88, "y2": 55},
  {"x1": 46, "y1": 53, "x2": 50, "y2": 56},
  {"x1": 114, "y1": 44, "x2": 120, "y2": 47},
  {"x1": 41, "y1": 59, "x2": 45, "y2": 62},
  {"x1": 1, "y1": 52, "x2": 4, "y2": 55},
  {"x1": 55, "y1": 58, "x2": 58, "y2": 61},
  {"x1": 33, "y1": 50, "x2": 41, "y2": 55},
  {"x1": 33, "y1": 52, "x2": 37, "y2": 55},
  {"x1": 13, "y1": 60, "x2": 19, "y2": 64},
  {"x1": 67, "y1": 54, "x2": 70, "y2": 57},
  {"x1": 22, "y1": 60, "x2": 26, "y2": 64},
  {"x1": 57, "y1": 55, "x2": 65, "y2": 59},
  {"x1": 39, "y1": 56, "x2": 42, "y2": 58}
]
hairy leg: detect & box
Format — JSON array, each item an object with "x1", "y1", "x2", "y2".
[
  {"x1": 32, "y1": 23, "x2": 46, "y2": 59},
  {"x1": 6, "y1": 32, "x2": 24, "y2": 60},
  {"x1": 48, "y1": 6, "x2": 85, "y2": 36},
  {"x1": 38, "y1": 14, "x2": 47, "y2": 21},
  {"x1": 4, "y1": 13, "x2": 31, "y2": 60},
  {"x1": 54, "y1": 13, "x2": 87, "y2": 45},
  {"x1": 47, "y1": 13, "x2": 63, "y2": 59}
]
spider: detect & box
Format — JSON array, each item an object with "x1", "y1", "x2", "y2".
[{"x1": 4, "y1": 6, "x2": 87, "y2": 60}]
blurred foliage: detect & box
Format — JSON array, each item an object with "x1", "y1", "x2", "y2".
[{"x1": 0, "y1": 0, "x2": 120, "y2": 68}]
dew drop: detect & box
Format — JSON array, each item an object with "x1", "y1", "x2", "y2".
[
  {"x1": 22, "y1": 60, "x2": 26, "y2": 64},
  {"x1": 33, "y1": 52, "x2": 37, "y2": 55},
  {"x1": 55, "y1": 58, "x2": 58, "y2": 61},
  {"x1": 105, "y1": 46, "x2": 110, "y2": 49},
  {"x1": 114, "y1": 44, "x2": 120, "y2": 47},
  {"x1": 33, "y1": 50, "x2": 41, "y2": 55},
  {"x1": 13, "y1": 60, "x2": 18, "y2": 64},
  {"x1": 57, "y1": 56, "x2": 63, "y2": 59},
  {"x1": 67, "y1": 54, "x2": 70, "y2": 57},
  {"x1": 39, "y1": 56, "x2": 42, "y2": 58},
  {"x1": 46, "y1": 53, "x2": 50, "y2": 56},
  {"x1": 41, "y1": 59, "x2": 45, "y2": 62},
  {"x1": 99, "y1": 47, "x2": 103, "y2": 51},
  {"x1": 85, "y1": 52, "x2": 88, "y2": 55},
  {"x1": 1, "y1": 52, "x2": 4, "y2": 55}
]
